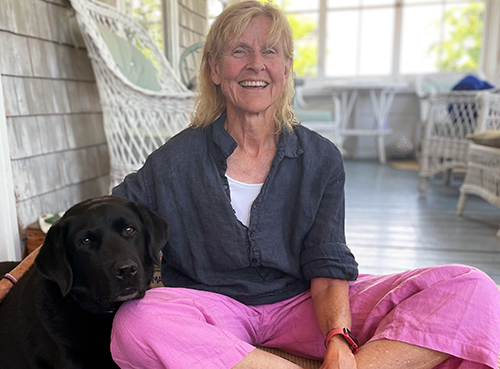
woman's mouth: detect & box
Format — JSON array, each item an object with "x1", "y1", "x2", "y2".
[{"x1": 238, "y1": 81, "x2": 269, "y2": 88}]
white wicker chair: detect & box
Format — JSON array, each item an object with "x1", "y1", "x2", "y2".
[
  {"x1": 179, "y1": 42, "x2": 204, "y2": 91},
  {"x1": 294, "y1": 85, "x2": 343, "y2": 151},
  {"x1": 415, "y1": 72, "x2": 495, "y2": 197},
  {"x1": 70, "y1": 0, "x2": 195, "y2": 189},
  {"x1": 457, "y1": 91, "x2": 500, "y2": 236}
]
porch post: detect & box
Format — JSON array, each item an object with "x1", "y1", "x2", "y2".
[{"x1": 0, "y1": 76, "x2": 22, "y2": 261}]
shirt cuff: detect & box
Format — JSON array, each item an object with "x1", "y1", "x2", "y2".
[{"x1": 301, "y1": 242, "x2": 359, "y2": 281}]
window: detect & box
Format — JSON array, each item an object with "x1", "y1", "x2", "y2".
[
  {"x1": 208, "y1": 0, "x2": 226, "y2": 26},
  {"x1": 276, "y1": 0, "x2": 486, "y2": 78},
  {"x1": 122, "y1": 0, "x2": 164, "y2": 52}
]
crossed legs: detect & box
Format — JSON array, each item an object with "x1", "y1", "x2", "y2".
[
  {"x1": 111, "y1": 265, "x2": 499, "y2": 369},
  {"x1": 234, "y1": 340, "x2": 449, "y2": 369}
]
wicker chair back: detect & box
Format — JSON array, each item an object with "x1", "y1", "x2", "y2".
[{"x1": 70, "y1": 0, "x2": 195, "y2": 189}]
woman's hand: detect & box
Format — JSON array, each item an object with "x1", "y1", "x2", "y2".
[{"x1": 320, "y1": 336, "x2": 357, "y2": 369}]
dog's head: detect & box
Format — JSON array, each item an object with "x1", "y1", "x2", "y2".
[{"x1": 35, "y1": 196, "x2": 168, "y2": 313}]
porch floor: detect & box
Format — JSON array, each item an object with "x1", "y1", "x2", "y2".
[{"x1": 344, "y1": 159, "x2": 500, "y2": 283}]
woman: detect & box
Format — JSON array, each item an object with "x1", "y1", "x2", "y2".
[
  {"x1": 2, "y1": 2, "x2": 499, "y2": 368},
  {"x1": 108, "y1": 2, "x2": 500, "y2": 369}
]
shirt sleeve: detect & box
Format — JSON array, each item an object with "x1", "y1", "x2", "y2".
[
  {"x1": 112, "y1": 162, "x2": 153, "y2": 210},
  {"x1": 300, "y1": 161, "x2": 359, "y2": 281}
]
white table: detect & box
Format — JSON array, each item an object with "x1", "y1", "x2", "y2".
[{"x1": 322, "y1": 81, "x2": 408, "y2": 164}]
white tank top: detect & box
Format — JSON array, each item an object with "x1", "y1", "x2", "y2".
[{"x1": 226, "y1": 175, "x2": 264, "y2": 227}]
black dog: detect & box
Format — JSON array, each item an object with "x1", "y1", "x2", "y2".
[{"x1": 0, "y1": 196, "x2": 168, "y2": 368}]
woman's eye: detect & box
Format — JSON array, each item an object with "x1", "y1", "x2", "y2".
[
  {"x1": 81, "y1": 238, "x2": 91, "y2": 245},
  {"x1": 125, "y1": 227, "x2": 135, "y2": 235}
]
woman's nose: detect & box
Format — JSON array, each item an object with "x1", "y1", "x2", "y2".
[{"x1": 246, "y1": 51, "x2": 266, "y2": 71}]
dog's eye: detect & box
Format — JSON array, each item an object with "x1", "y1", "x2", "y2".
[
  {"x1": 81, "y1": 238, "x2": 91, "y2": 245},
  {"x1": 125, "y1": 227, "x2": 135, "y2": 235}
]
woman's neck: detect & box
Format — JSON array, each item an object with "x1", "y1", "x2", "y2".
[
  {"x1": 224, "y1": 109, "x2": 277, "y2": 152},
  {"x1": 224, "y1": 109, "x2": 279, "y2": 184}
]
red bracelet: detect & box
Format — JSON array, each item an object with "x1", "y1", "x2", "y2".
[
  {"x1": 2, "y1": 273, "x2": 18, "y2": 285},
  {"x1": 324, "y1": 327, "x2": 359, "y2": 354}
]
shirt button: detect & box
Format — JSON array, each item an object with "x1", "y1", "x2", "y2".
[{"x1": 249, "y1": 231, "x2": 254, "y2": 237}]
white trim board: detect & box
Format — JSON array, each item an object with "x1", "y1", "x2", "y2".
[
  {"x1": 164, "y1": 0, "x2": 180, "y2": 75},
  {"x1": 0, "y1": 76, "x2": 21, "y2": 261}
]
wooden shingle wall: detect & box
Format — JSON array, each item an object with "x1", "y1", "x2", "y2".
[
  {"x1": 177, "y1": 0, "x2": 206, "y2": 90},
  {"x1": 179, "y1": 0, "x2": 206, "y2": 53},
  {"x1": 0, "y1": 0, "x2": 112, "y2": 247}
]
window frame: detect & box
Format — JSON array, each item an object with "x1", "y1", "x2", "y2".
[
  {"x1": 118, "y1": 0, "x2": 180, "y2": 71},
  {"x1": 281, "y1": 0, "x2": 488, "y2": 80},
  {"x1": 119, "y1": 0, "x2": 499, "y2": 82}
]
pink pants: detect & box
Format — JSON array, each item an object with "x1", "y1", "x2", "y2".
[{"x1": 111, "y1": 265, "x2": 500, "y2": 369}]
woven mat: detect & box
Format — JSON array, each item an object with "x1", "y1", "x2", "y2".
[
  {"x1": 390, "y1": 160, "x2": 420, "y2": 172},
  {"x1": 260, "y1": 346, "x2": 500, "y2": 368},
  {"x1": 258, "y1": 347, "x2": 321, "y2": 368},
  {"x1": 390, "y1": 160, "x2": 467, "y2": 174}
]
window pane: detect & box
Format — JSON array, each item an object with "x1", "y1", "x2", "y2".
[
  {"x1": 359, "y1": 8, "x2": 394, "y2": 75},
  {"x1": 400, "y1": 1, "x2": 484, "y2": 74},
  {"x1": 400, "y1": 4, "x2": 443, "y2": 74},
  {"x1": 361, "y1": 0, "x2": 396, "y2": 6},
  {"x1": 441, "y1": 2, "x2": 485, "y2": 71},
  {"x1": 278, "y1": 0, "x2": 319, "y2": 11},
  {"x1": 326, "y1": 11, "x2": 358, "y2": 77},
  {"x1": 403, "y1": 0, "x2": 437, "y2": 3},
  {"x1": 289, "y1": 13, "x2": 319, "y2": 77},
  {"x1": 326, "y1": 8, "x2": 393, "y2": 77},
  {"x1": 208, "y1": 0, "x2": 225, "y2": 25},
  {"x1": 404, "y1": 0, "x2": 483, "y2": 3},
  {"x1": 328, "y1": 0, "x2": 360, "y2": 8},
  {"x1": 328, "y1": 0, "x2": 395, "y2": 6},
  {"x1": 125, "y1": 0, "x2": 163, "y2": 51}
]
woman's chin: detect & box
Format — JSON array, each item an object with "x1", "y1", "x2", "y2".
[{"x1": 227, "y1": 105, "x2": 276, "y2": 120}]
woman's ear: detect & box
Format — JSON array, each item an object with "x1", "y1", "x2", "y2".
[{"x1": 209, "y1": 57, "x2": 221, "y2": 86}]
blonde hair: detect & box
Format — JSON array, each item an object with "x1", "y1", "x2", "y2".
[{"x1": 190, "y1": 0, "x2": 297, "y2": 132}]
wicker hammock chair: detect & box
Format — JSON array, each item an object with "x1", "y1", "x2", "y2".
[{"x1": 70, "y1": 0, "x2": 195, "y2": 189}]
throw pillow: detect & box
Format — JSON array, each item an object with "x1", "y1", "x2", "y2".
[{"x1": 468, "y1": 130, "x2": 500, "y2": 148}]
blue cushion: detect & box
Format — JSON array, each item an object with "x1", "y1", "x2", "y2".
[
  {"x1": 448, "y1": 75, "x2": 495, "y2": 124},
  {"x1": 452, "y1": 75, "x2": 494, "y2": 91},
  {"x1": 293, "y1": 98, "x2": 332, "y2": 122}
]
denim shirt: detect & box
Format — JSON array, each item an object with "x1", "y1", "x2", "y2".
[{"x1": 113, "y1": 114, "x2": 358, "y2": 305}]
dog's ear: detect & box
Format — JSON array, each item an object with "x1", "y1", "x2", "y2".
[
  {"x1": 130, "y1": 202, "x2": 168, "y2": 265},
  {"x1": 35, "y1": 219, "x2": 73, "y2": 297}
]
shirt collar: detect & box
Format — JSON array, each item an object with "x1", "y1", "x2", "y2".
[
  {"x1": 211, "y1": 113, "x2": 237, "y2": 159},
  {"x1": 211, "y1": 113, "x2": 304, "y2": 160}
]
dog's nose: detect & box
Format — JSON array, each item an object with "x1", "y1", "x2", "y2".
[{"x1": 112, "y1": 259, "x2": 138, "y2": 280}]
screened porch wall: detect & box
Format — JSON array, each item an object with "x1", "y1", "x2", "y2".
[{"x1": 0, "y1": 0, "x2": 208, "y2": 254}]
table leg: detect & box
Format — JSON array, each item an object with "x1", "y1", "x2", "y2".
[
  {"x1": 370, "y1": 88, "x2": 396, "y2": 164},
  {"x1": 338, "y1": 90, "x2": 359, "y2": 152}
]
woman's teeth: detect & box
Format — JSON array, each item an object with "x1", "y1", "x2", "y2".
[{"x1": 239, "y1": 81, "x2": 268, "y2": 87}]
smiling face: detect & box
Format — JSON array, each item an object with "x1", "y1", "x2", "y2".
[{"x1": 209, "y1": 15, "x2": 292, "y2": 121}]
